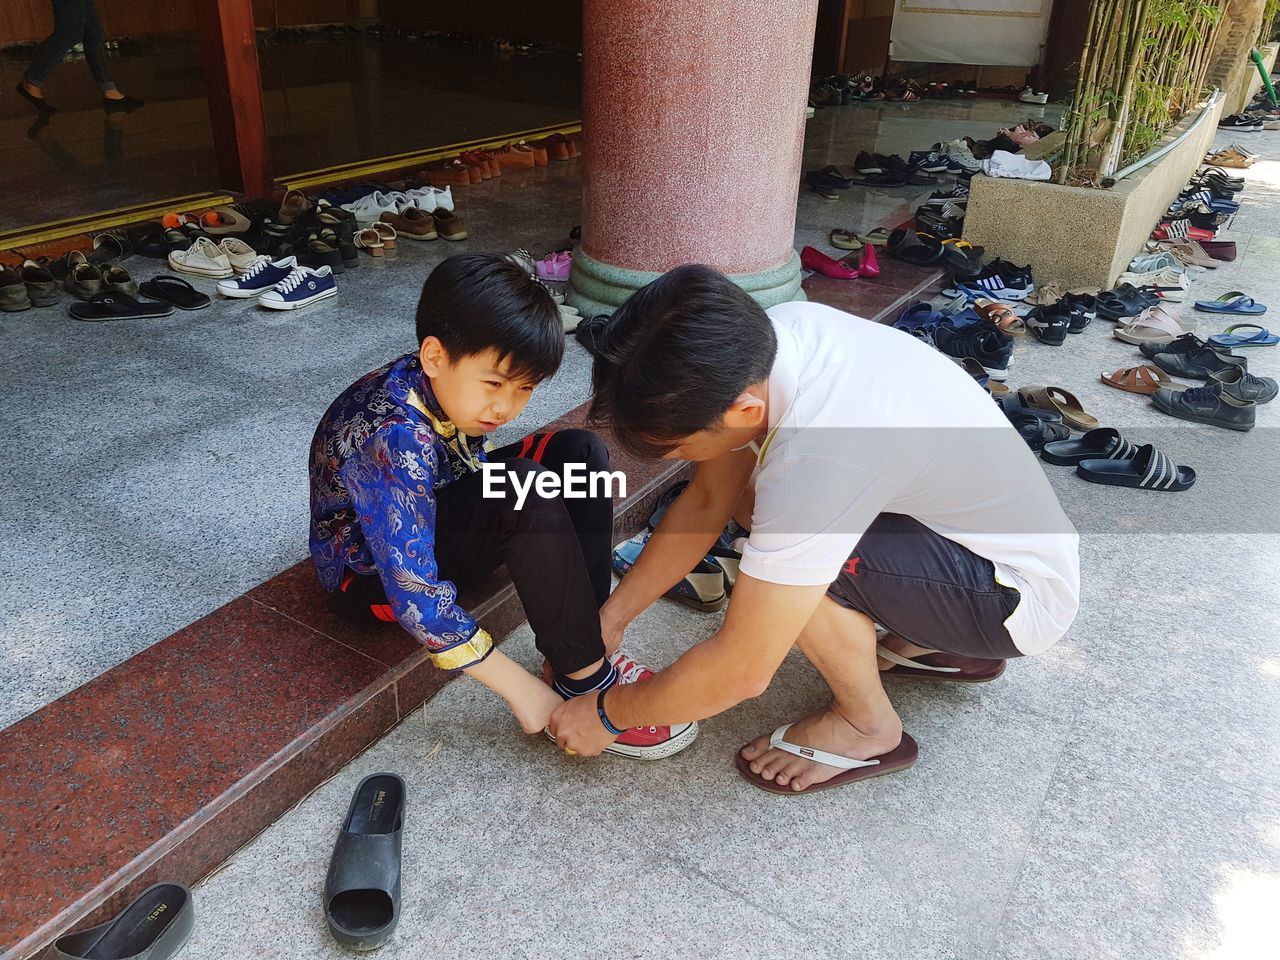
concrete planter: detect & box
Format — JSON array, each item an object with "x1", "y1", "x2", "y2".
[{"x1": 961, "y1": 94, "x2": 1226, "y2": 290}]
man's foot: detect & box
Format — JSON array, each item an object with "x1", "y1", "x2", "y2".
[
  {"x1": 739, "y1": 704, "x2": 902, "y2": 792},
  {"x1": 16, "y1": 81, "x2": 55, "y2": 114},
  {"x1": 875, "y1": 630, "x2": 1006, "y2": 683}
]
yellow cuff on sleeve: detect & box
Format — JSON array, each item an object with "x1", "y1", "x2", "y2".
[{"x1": 429, "y1": 629, "x2": 494, "y2": 671}]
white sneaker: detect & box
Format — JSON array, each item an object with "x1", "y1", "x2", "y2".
[
  {"x1": 218, "y1": 237, "x2": 260, "y2": 274},
  {"x1": 1018, "y1": 86, "x2": 1049, "y2": 104},
  {"x1": 340, "y1": 191, "x2": 403, "y2": 223},
  {"x1": 168, "y1": 237, "x2": 233, "y2": 278},
  {"x1": 1117, "y1": 270, "x2": 1188, "y2": 301},
  {"x1": 940, "y1": 138, "x2": 982, "y2": 172},
  {"x1": 402, "y1": 185, "x2": 453, "y2": 212}
]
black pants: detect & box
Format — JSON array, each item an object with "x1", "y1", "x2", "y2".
[
  {"x1": 25, "y1": 0, "x2": 116, "y2": 92},
  {"x1": 339, "y1": 429, "x2": 613, "y2": 675}
]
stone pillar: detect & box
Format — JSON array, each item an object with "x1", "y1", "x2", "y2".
[{"x1": 568, "y1": 0, "x2": 819, "y2": 317}]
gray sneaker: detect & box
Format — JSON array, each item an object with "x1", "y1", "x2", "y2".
[
  {"x1": 1153, "y1": 383, "x2": 1256, "y2": 431},
  {"x1": 0, "y1": 265, "x2": 31, "y2": 312},
  {"x1": 63, "y1": 250, "x2": 104, "y2": 300},
  {"x1": 19, "y1": 259, "x2": 58, "y2": 307},
  {"x1": 1151, "y1": 344, "x2": 1246, "y2": 379},
  {"x1": 102, "y1": 264, "x2": 139, "y2": 297},
  {"x1": 1210, "y1": 365, "x2": 1278, "y2": 404}
]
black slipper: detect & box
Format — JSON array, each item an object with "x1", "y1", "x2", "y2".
[
  {"x1": 139, "y1": 275, "x2": 212, "y2": 311},
  {"x1": 128, "y1": 224, "x2": 166, "y2": 259},
  {"x1": 324, "y1": 773, "x2": 405, "y2": 951},
  {"x1": 69, "y1": 291, "x2": 176, "y2": 322},
  {"x1": 15, "y1": 81, "x2": 56, "y2": 114},
  {"x1": 46, "y1": 883, "x2": 193, "y2": 960},
  {"x1": 887, "y1": 228, "x2": 944, "y2": 265}
]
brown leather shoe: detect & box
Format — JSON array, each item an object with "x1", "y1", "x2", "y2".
[
  {"x1": 431, "y1": 208, "x2": 468, "y2": 242},
  {"x1": 495, "y1": 144, "x2": 537, "y2": 169},
  {"x1": 278, "y1": 189, "x2": 312, "y2": 224},
  {"x1": 380, "y1": 207, "x2": 437, "y2": 240},
  {"x1": 421, "y1": 160, "x2": 471, "y2": 188},
  {"x1": 514, "y1": 139, "x2": 548, "y2": 166},
  {"x1": 539, "y1": 134, "x2": 571, "y2": 162}
]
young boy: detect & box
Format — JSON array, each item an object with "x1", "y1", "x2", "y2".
[{"x1": 308, "y1": 254, "x2": 695, "y2": 758}]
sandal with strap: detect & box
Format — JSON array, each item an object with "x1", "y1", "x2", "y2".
[
  {"x1": 974, "y1": 298, "x2": 1024, "y2": 333},
  {"x1": 68, "y1": 291, "x2": 175, "y2": 322},
  {"x1": 1041, "y1": 427, "x2": 1140, "y2": 466},
  {"x1": 1100, "y1": 365, "x2": 1173, "y2": 395},
  {"x1": 829, "y1": 228, "x2": 864, "y2": 251},
  {"x1": 1113, "y1": 305, "x2": 1194, "y2": 345},
  {"x1": 1208, "y1": 322, "x2": 1279, "y2": 348},
  {"x1": 138, "y1": 274, "x2": 211, "y2": 310},
  {"x1": 1017, "y1": 385, "x2": 1099, "y2": 431},
  {"x1": 1076, "y1": 443, "x2": 1195, "y2": 492},
  {"x1": 733, "y1": 725, "x2": 919, "y2": 795},
  {"x1": 1193, "y1": 292, "x2": 1267, "y2": 315}
]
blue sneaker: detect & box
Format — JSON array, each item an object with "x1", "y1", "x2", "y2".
[
  {"x1": 908, "y1": 150, "x2": 950, "y2": 173},
  {"x1": 258, "y1": 265, "x2": 337, "y2": 310},
  {"x1": 216, "y1": 255, "x2": 298, "y2": 298}
]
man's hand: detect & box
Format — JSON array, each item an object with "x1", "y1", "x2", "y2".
[
  {"x1": 600, "y1": 607, "x2": 628, "y2": 658},
  {"x1": 547, "y1": 692, "x2": 619, "y2": 757}
]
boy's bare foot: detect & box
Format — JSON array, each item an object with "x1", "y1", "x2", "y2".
[{"x1": 739, "y1": 704, "x2": 902, "y2": 792}]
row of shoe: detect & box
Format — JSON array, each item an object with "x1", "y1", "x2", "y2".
[
  {"x1": 1150, "y1": 166, "x2": 1242, "y2": 244},
  {"x1": 417, "y1": 133, "x2": 581, "y2": 186},
  {"x1": 0, "y1": 250, "x2": 140, "y2": 312}
]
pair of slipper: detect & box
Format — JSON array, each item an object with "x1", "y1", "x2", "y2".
[
  {"x1": 68, "y1": 276, "x2": 210, "y2": 322},
  {"x1": 737, "y1": 642, "x2": 1004, "y2": 796},
  {"x1": 829, "y1": 226, "x2": 890, "y2": 250},
  {"x1": 1040, "y1": 427, "x2": 1195, "y2": 491}
]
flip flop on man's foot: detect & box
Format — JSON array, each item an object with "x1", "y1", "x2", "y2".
[{"x1": 736, "y1": 724, "x2": 918, "y2": 795}]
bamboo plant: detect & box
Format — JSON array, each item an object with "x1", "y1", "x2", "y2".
[{"x1": 1057, "y1": 0, "x2": 1226, "y2": 184}]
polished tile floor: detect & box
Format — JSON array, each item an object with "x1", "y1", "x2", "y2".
[
  {"x1": 3, "y1": 101, "x2": 1278, "y2": 959},
  {"x1": 0, "y1": 32, "x2": 580, "y2": 232}
]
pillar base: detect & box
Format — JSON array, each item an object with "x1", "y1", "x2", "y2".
[{"x1": 565, "y1": 250, "x2": 806, "y2": 318}]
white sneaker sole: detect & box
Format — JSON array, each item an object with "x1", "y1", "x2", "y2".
[
  {"x1": 217, "y1": 284, "x2": 273, "y2": 298},
  {"x1": 984, "y1": 361, "x2": 1012, "y2": 381},
  {"x1": 545, "y1": 721, "x2": 700, "y2": 760},
  {"x1": 170, "y1": 261, "x2": 233, "y2": 279},
  {"x1": 259, "y1": 287, "x2": 337, "y2": 310}
]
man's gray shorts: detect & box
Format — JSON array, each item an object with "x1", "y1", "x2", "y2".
[{"x1": 827, "y1": 513, "x2": 1022, "y2": 660}]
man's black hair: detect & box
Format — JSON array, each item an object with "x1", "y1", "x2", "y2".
[
  {"x1": 589, "y1": 264, "x2": 777, "y2": 458},
  {"x1": 415, "y1": 254, "x2": 563, "y2": 383}
]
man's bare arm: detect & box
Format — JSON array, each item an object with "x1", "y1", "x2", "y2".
[
  {"x1": 603, "y1": 445, "x2": 757, "y2": 627},
  {"x1": 602, "y1": 574, "x2": 831, "y2": 726}
]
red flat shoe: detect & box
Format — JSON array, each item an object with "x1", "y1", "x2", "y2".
[
  {"x1": 857, "y1": 242, "x2": 880, "y2": 278},
  {"x1": 801, "y1": 245, "x2": 860, "y2": 279}
]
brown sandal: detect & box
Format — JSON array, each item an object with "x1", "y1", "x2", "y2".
[
  {"x1": 1018, "y1": 384, "x2": 1099, "y2": 431},
  {"x1": 974, "y1": 298, "x2": 1024, "y2": 334},
  {"x1": 1100, "y1": 365, "x2": 1173, "y2": 395}
]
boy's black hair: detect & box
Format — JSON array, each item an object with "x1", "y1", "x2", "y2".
[
  {"x1": 415, "y1": 254, "x2": 563, "y2": 383},
  {"x1": 588, "y1": 264, "x2": 777, "y2": 458}
]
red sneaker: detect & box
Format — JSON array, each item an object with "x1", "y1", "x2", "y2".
[
  {"x1": 604, "y1": 652, "x2": 699, "y2": 759},
  {"x1": 543, "y1": 651, "x2": 699, "y2": 760}
]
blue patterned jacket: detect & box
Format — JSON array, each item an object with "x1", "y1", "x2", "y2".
[{"x1": 309, "y1": 353, "x2": 495, "y2": 670}]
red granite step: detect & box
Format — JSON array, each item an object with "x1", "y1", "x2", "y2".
[
  {"x1": 0, "y1": 277, "x2": 943, "y2": 959},
  {"x1": 0, "y1": 405, "x2": 687, "y2": 960}
]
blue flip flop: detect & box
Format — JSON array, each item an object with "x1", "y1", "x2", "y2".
[
  {"x1": 1193, "y1": 292, "x2": 1267, "y2": 315},
  {"x1": 1208, "y1": 322, "x2": 1280, "y2": 348}
]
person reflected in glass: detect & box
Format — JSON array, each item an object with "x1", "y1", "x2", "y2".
[{"x1": 16, "y1": 0, "x2": 144, "y2": 114}]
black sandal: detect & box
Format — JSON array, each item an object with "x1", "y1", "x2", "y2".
[
  {"x1": 68, "y1": 291, "x2": 175, "y2": 322},
  {"x1": 138, "y1": 274, "x2": 212, "y2": 310},
  {"x1": 47, "y1": 883, "x2": 193, "y2": 960},
  {"x1": 324, "y1": 773, "x2": 405, "y2": 951}
]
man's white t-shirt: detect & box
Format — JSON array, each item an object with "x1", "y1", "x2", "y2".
[{"x1": 738, "y1": 301, "x2": 1080, "y2": 655}]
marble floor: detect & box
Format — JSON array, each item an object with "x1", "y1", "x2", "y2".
[{"x1": 3, "y1": 100, "x2": 1279, "y2": 960}]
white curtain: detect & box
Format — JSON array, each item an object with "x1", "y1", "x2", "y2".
[{"x1": 889, "y1": 0, "x2": 1052, "y2": 66}]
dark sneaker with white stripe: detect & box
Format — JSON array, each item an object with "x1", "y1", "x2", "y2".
[
  {"x1": 968, "y1": 264, "x2": 1034, "y2": 300},
  {"x1": 1152, "y1": 383, "x2": 1256, "y2": 430},
  {"x1": 258, "y1": 264, "x2": 337, "y2": 310},
  {"x1": 932, "y1": 322, "x2": 1014, "y2": 379},
  {"x1": 216, "y1": 255, "x2": 297, "y2": 298},
  {"x1": 908, "y1": 150, "x2": 951, "y2": 173},
  {"x1": 1025, "y1": 304, "x2": 1070, "y2": 344},
  {"x1": 1219, "y1": 113, "x2": 1264, "y2": 132}
]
